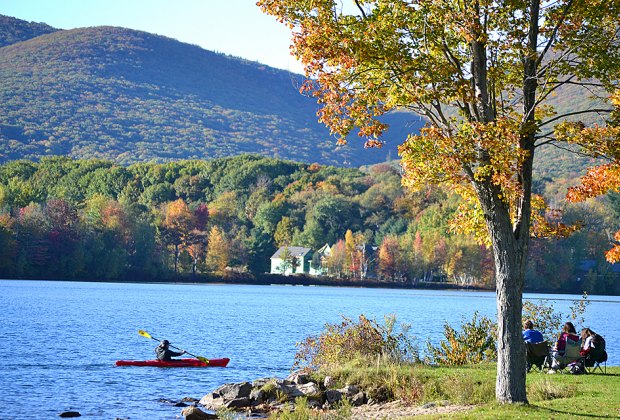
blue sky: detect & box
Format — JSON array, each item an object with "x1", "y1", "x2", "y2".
[{"x1": 0, "y1": 0, "x2": 304, "y2": 73}]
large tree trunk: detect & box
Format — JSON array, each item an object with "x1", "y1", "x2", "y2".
[
  {"x1": 493, "y1": 237, "x2": 527, "y2": 403},
  {"x1": 474, "y1": 181, "x2": 529, "y2": 403}
]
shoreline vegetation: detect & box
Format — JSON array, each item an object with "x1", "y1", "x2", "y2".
[
  {"x1": 3, "y1": 275, "x2": 618, "y2": 297},
  {"x1": 180, "y1": 310, "x2": 618, "y2": 419}
]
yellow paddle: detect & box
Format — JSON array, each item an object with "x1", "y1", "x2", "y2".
[{"x1": 138, "y1": 330, "x2": 210, "y2": 364}]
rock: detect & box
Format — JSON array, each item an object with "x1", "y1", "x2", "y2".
[
  {"x1": 325, "y1": 389, "x2": 342, "y2": 404},
  {"x1": 181, "y1": 405, "x2": 218, "y2": 420},
  {"x1": 280, "y1": 382, "x2": 321, "y2": 400},
  {"x1": 422, "y1": 402, "x2": 436, "y2": 409},
  {"x1": 224, "y1": 398, "x2": 252, "y2": 409},
  {"x1": 59, "y1": 412, "x2": 81, "y2": 418},
  {"x1": 350, "y1": 391, "x2": 366, "y2": 407},
  {"x1": 218, "y1": 382, "x2": 253, "y2": 400},
  {"x1": 307, "y1": 399, "x2": 323, "y2": 409},
  {"x1": 339, "y1": 384, "x2": 359, "y2": 397},
  {"x1": 252, "y1": 377, "x2": 278, "y2": 388},
  {"x1": 174, "y1": 402, "x2": 188, "y2": 407},
  {"x1": 285, "y1": 371, "x2": 310, "y2": 385},
  {"x1": 296, "y1": 382, "x2": 322, "y2": 398},
  {"x1": 182, "y1": 397, "x2": 199, "y2": 403},
  {"x1": 250, "y1": 388, "x2": 265, "y2": 402},
  {"x1": 324, "y1": 376, "x2": 335, "y2": 388},
  {"x1": 199, "y1": 382, "x2": 253, "y2": 409},
  {"x1": 199, "y1": 393, "x2": 225, "y2": 410}
]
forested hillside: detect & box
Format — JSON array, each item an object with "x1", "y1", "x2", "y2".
[
  {"x1": 0, "y1": 15, "x2": 57, "y2": 47},
  {"x1": 0, "y1": 156, "x2": 617, "y2": 294},
  {"x1": 0, "y1": 16, "x2": 421, "y2": 167},
  {"x1": 0, "y1": 14, "x2": 603, "y2": 181}
]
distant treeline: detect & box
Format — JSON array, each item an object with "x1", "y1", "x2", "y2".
[{"x1": 0, "y1": 155, "x2": 617, "y2": 294}]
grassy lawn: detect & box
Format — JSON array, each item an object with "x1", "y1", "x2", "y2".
[
  {"x1": 321, "y1": 360, "x2": 620, "y2": 419},
  {"x1": 444, "y1": 365, "x2": 620, "y2": 419}
]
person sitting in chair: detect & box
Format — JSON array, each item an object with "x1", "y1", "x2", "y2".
[
  {"x1": 548, "y1": 321, "x2": 580, "y2": 372},
  {"x1": 580, "y1": 328, "x2": 596, "y2": 356},
  {"x1": 155, "y1": 340, "x2": 186, "y2": 361},
  {"x1": 522, "y1": 320, "x2": 544, "y2": 343},
  {"x1": 579, "y1": 328, "x2": 607, "y2": 372}
]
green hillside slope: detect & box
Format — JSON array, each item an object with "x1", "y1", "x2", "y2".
[
  {"x1": 0, "y1": 17, "x2": 420, "y2": 166},
  {"x1": 0, "y1": 15, "x2": 603, "y2": 179},
  {"x1": 0, "y1": 15, "x2": 57, "y2": 47}
]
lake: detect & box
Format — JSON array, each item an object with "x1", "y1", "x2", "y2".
[{"x1": 1, "y1": 280, "x2": 618, "y2": 419}]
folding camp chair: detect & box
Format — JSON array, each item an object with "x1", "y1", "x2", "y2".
[
  {"x1": 584, "y1": 346, "x2": 608, "y2": 374},
  {"x1": 526, "y1": 341, "x2": 550, "y2": 372},
  {"x1": 552, "y1": 338, "x2": 583, "y2": 374}
]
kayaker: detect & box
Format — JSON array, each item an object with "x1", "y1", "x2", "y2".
[{"x1": 155, "y1": 340, "x2": 187, "y2": 361}]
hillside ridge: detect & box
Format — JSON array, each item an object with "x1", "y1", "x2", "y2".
[
  {"x1": 0, "y1": 16, "x2": 417, "y2": 166},
  {"x1": 0, "y1": 14, "x2": 596, "y2": 177}
]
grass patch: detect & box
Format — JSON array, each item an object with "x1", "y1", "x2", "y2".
[
  {"x1": 312, "y1": 359, "x2": 620, "y2": 419},
  {"x1": 269, "y1": 397, "x2": 352, "y2": 420},
  {"x1": 318, "y1": 357, "x2": 497, "y2": 405}
]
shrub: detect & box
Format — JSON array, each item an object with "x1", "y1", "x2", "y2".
[
  {"x1": 426, "y1": 293, "x2": 590, "y2": 366},
  {"x1": 293, "y1": 314, "x2": 418, "y2": 371},
  {"x1": 426, "y1": 311, "x2": 497, "y2": 366}
]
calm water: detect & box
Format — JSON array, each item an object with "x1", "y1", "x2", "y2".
[{"x1": 1, "y1": 280, "x2": 618, "y2": 419}]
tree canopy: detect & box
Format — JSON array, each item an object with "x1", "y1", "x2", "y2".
[{"x1": 258, "y1": 0, "x2": 620, "y2": 403}]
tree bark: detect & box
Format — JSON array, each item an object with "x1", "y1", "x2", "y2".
[
  {"x1": 474, "y1": 181, "x2": 528, "y2": 403},
  {"x1": 494, "y1": 239, "x2": 527, "y2": 403}
]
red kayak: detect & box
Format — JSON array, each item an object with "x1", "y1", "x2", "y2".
[{"x1": 115, "y1": 358, "x2": 229, "y2": 367}]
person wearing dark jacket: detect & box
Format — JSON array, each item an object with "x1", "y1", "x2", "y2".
[{"x1": 155, "y1": 340, "x2": 186, "y2": 361}]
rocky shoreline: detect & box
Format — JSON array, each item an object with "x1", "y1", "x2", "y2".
[
  {"x1": 176, "y1": 372, "x2": 473, "y2": 419},
  {"x1": 179, "y1": 372, "x2": 365, "y2": 419}
]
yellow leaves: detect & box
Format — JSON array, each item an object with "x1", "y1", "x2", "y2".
[
  {"x1": 206, "y1": 225, "x2": 230, "y2": 275},
  {"x1": 530, "y1": 195, "x2": 581, "y2": 239},
  {"x1": 606, "y1": 231, "x2": 620, "y2": 263},
  {"x1": 164, "y1": 198, "x2": 194, "y2": 232},
  {"x1": 400, "y1": 117, "x2": 525, "y2": 196}
]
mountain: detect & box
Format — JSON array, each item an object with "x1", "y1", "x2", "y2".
[
  {"x1": 0, "y1": 15, "x2": 57, "y2": 47},
  {"x1": 0, "y1": 15, "x2": 602, "y2": 179},
  {"x1": 0, "y1": 16, "x2": 422, "y2": 167}
]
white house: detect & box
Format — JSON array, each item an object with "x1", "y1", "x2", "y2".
[
  {"x1": 309, "y1": 243, "x2": 331, "y2": 276},
  {"x1": 270, "y1": 246, "x2": 313, "y2": 275}
]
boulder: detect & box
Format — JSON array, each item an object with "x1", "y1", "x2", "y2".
[
  {"x1": 307, "y1": 399, "x2": 323, "y2": 409},
  {"x1": 199, "y1": 393, "x2": 225, "y2": 410},
  {"x1": 295, "y1": 382, "x2": 322, "y2": 398},
  {"x1": 339, "y1": 385, "x2": 359, "y2": 397},
  {"x1": 250, "y1": 388, "x2": 265, "y2": 403},
  {"x1": 252, "y1": 377, "x2": 278, "y2": 388},
  {"x1": 323, "y1": 376, "x2": 335, "y2": 388},
  {"x1": 181, "y1": 405, "x2": 217, "y2": 420},
  {"x1": 350, "y1": 391, "x2": 366, "y2": 406},
  {"x1": 224, "y1": 398, "x2": 252, "y2": 409},
  {"x1": 59, "y1": 412, "x2": 81, "y2": 418},
  {"x1": 281, "y1": 382, "x2": 321, "y2": 400},
  {"x1": 285, "y1": 372, "x2": 311, "y2": 385},
  {"x1": 325, "y1": 389, "x2": 342, "y2": 404},
  {"x1": 217, "y1": 382, "x2": 253, "y2": 400},
  {"x1": 199, "y1": 382, "x2": 253, "y2": 409}
]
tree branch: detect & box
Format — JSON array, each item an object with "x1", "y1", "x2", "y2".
[
  {"x1": 539, "y1": 108, "x2": 613, "y2": 128},
  {"x1": 354, "y1": 0, "x2": 367, "y2": 18},
  {"x1": 536, "y1": 0, "x2": 575, "y2": 67}
]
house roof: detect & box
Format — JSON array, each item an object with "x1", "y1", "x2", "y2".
[
  {"x1": 316, "y1": 243, "x2": 331, "y2": 255},
  {"x1": 270, "y1": 246, "x2": 313, "y2": 259}
]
